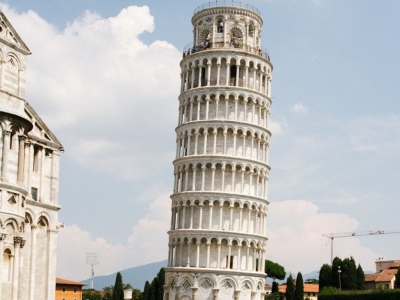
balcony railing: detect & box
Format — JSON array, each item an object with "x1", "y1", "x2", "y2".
[
  {"x1": 194, "y1": 1, "x2": 261, "y2": 16},
  {"x1": 183, "y1": 41, "x2": 270, "y2": 61}
]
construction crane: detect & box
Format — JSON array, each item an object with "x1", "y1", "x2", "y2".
[{"x1": 322, "y1": 230, "x2": 400, "y2": 264}]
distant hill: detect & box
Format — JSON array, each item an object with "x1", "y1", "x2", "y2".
[{"x1": 82, "y1": 260, "x2": 167, "y2": 290}]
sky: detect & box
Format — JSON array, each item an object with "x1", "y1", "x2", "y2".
[{"x1": 2, "y1": 0, "x2": 400, "y2": 284}]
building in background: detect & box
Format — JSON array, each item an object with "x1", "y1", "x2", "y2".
[
  {"x1": 56, "y1": 278, "x2": 86, "y2": 300},
  {"x1": 365, "y1": 260, "x2": 400, "y2": 290},
  {"x1": 0, "y1": 11, "x2": 63, "y2": 300},
  {"x1": 164, "y1": 2, "x2": 272, "y2": 300}
]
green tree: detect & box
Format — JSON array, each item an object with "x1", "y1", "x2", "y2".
[
  {"x1": 286, "y1": 274, "x2": 295, "y2": 300},
  {"x1": 265, "y1": 260, "x2": 286, "y2": 281},
  {"x1": 331, "y1": 257, "x2": 342, "y2": 289},
  {"x1": 294, "y1": 272, "x2": 304, "y2": 300},
  {"x1": 341, "y1": 257, "x2": 357, "y2": 290},
  {"x1": 319, "y1": 264, "x2": 332, "y2": 291},
  {"x1": 141, "y1": 281, "x2": 151, "y2": 300},
  {"x1": 271, "y1": 281, "x2": 279, "y2": 293},
  {"x1": 395, "y1": 266, "x2": 400, "y2": 289},
  {"x1": 113, "y1": 272, "x2": 124, "y2": 300},
  {"x1": 82, "y1": 289, "x2": 102, "y2": 300},
  {"x1": 356, "y1": 264, "x2": 365, "y2": 290},
  {"x1": 156, "y1": 268, "x2": 165, "y2": 300},
  {"x1": 103, "y1": 285, "x2": 114, "y2": 300},
  {"x1": 132, "y1": 288, "x2": 142, "y2": 300}
]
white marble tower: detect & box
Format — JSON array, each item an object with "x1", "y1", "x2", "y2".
[{"x1": 164, "y1": 3, "x2": 273, "y2": 300}]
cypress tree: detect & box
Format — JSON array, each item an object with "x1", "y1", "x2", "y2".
[
  {"x1": 294, "y1": 272, "x2": 304, "y2": 300},
  {"x1": 331, "y1": 257, "x2": 342, "y2": 289},
  {"x1": 319, "y1": 264, "x2": 332, "y2": 291},
  {"x1": 113, "y1": 272, "x2": 124, "y2": 300},
  {"x1": 341, "y1": 257, "x2": 357, "y2": 290},
  {"x1": 395, "y1": 266, "x2": 400, "y2": 289},
  {"x1": 157, "y1": 268, "x2": 165, "y2": 300},
  {"x1": 142, "y1": 281, "x2": 151, "y2": 300},
  {"x1": 356, "y1": 264, "x2": 365, "y2": 290},
  {"x1": 286, "y1": 274, "x2": 295, "y2": 300},
  {"x1": 271, "y1": 281, "x2": 279, "y2": 293}
]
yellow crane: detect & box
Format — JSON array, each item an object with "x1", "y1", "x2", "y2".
[{"x1": 322, "y1": 230, "x2": 400, "y2": 264}]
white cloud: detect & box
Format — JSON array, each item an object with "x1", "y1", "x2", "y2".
[
  {"x1": 266, "y1": 200, "x2": 377, "y2": 274},
  {"x1": 3, "y1": 4, "x2": 181, "y2": 180},
  {"x1": 290, "y1": 102, "x2": 308, "y2": 114},
  {"x1": 57, "y1": 193, "x2": 170, "y2": 280}
]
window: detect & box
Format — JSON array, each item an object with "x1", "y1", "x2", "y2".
[
  {"x1": 62, "y1": 287, "x2": 66, "y2": 292},
  {"x1": 217, "y1": 19, "x2": 224, "y2": 33},
  {"x1": 33, "y1": 146, "x2": 39, "y2": 171},
  {"x1": 74, "y1": 287, "x2": 77, "y2": 293},
  {"x1": 31, "y1": 188, "x2": 38, "y2": 201},
  {"x1": 226, "y1": 255, "x2": 233, "y2": 269}
]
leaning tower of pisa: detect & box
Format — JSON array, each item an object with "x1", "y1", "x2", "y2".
[{"x1": 164, "y1": 3, "x2": 272, "y2": 300}]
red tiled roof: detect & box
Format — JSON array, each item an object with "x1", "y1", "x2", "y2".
[
  {"x1": 390, "y1": 261, "x2": 400, "y2": 268},
  {"x1": 278, "y1": 283, "x2": 319, "y2": 294},
  {"x1": 365, "y1": 267, "x2": 398, "y2": 283},
  {"x1": 56, "y1": 278, "x2": 87, "y2": 286},
  {"x1": 365, "y1": 274, "x2": 378, "y2": 282},
  {"x1": 304, "y1": 284, "x2": 319, "y2": 293}
]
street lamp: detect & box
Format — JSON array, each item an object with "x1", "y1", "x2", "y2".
[
  {"x1": 338, "y1": 266, "x2": 342, "y2": 292},
  {"x1": 124, "y1": 289, "x2": 133, "y2": 300}
]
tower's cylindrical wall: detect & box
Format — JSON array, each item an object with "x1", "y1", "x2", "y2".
[{"x1": 165, "y1": 4, "x2": 273, "y2": 300}]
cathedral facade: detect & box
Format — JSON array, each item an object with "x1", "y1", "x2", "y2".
[
  {"x1": 0, "y1": 11, "x2": 63, "y2": 300},
  {"x1": 165, "y1": 3, "x2": 272, "y2": 300}
]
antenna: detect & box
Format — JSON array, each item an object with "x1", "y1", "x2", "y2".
[{"x1": 86, "y1": 252, "x2": 99, "y2": 289}]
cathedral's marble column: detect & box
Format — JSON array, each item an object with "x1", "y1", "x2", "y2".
[
  {"x1": 17, "y1": 135, "x2": 26, "y2": 183},
  {"x1": 216, "y1": 63, "x2": 221, "y2": 86},
  {"x1": 206, "y1": 242, "x2": 211, "y2": 267},
  {"x1": 237, "y1": 245, "x2": 241, "y2": 270},
  {"x1": 196, "y1": 242, "x2": 200, "y2": 267},
  {"x1": 190, "y1": 205, "x2": 194, "y2": 229},
  {"x1": 163, "y1": 286, "x2": 170, "y2": 300},
  {"x1": 187, "y1": 241, "x2": 191, "y2": 267},
  {"x1": 219, "y1": 205, "x2": 223, "y2": 230},
  {"x1": 208, "y1": 205, "x2": 213, "y2": 229},
  {"x1": 192, "y1": 168, "x2": 197, "y2": 191},
  {"x1": 221, "y1": 166, "x2": 225, "y2": 191},
  {"x1": 199, "y1": 205, "x2": 203, "y2": 229},
  {"x1": 205, "y1": 98, "x2": 210, "y2": 120},
  {"x1": 203, "y1": 133, "x2": 208, "y2": 155},
  {"x1": 192, "y1": 287, "x2": 199, "y2": 300},
  {"x1": 1, "y1": 130, "x2": 11, "y2": 180},
  {"x1": 227, "y1": 244, "x2": 232, "y2": 268},
  {"x1": 12, "y1": 237, "x2": 22, "y2": 300},
  {"x1": 207, "y1": 63, "x2": 211, "y2": 86},
  {"x1": 235, "y1": 291, "x2": 241, "y2": 300},
  {"x1": 174, "y1": 285, "x2": 180, "y2": 300},
  {"x1": 213, "y1": 289, "x2": 219, "y2": 300},
  {"x1": 225, "y1": 63, "x2": 230, "y2": 86},
  {"x1": 190, "y1": 100, "x2": 194, "y2": 121},
  {"x1": 217, "y1": 243, "x2": 221, "y2": 268}
]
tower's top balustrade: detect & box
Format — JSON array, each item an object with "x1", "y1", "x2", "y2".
[
  {"x1": 193, "y1": 1, "x2": 261, "y2": 16},
  {"x1": 185, "y1": 1, "x2": 270, "y2": 62}
]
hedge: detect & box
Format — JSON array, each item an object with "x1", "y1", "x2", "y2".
[{"x1": 319, "y1": 289, "x2": 400, "y2": 300}]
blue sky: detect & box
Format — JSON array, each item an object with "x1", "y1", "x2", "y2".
[{"x1": 3, "y1": 0, "x2": 400, "y2": 282}]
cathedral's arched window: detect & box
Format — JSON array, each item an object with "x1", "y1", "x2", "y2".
[{"x1": 3, "y1": 249, "x2": 12, "y2": 281}]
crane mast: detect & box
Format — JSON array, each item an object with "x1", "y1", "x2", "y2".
[{"x1": 322, "y1": 230, "x2": 400, "y2": 264}]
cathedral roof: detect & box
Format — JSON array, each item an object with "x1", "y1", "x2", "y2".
[{"x1": 0, "y1": 10, "x2": 31, "y2": 55}]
